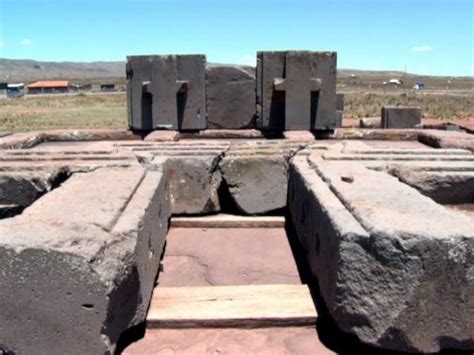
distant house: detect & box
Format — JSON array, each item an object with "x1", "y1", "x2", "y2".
[
  {"x1": 100, "y1": 84, "x2": 116, "y2": 92},
  {"x1": 7, "y1": 83, "x2": 25, "y2": 98},
  {"x1": 27, "y1": 80, "x2": 69, "y2": 94}
]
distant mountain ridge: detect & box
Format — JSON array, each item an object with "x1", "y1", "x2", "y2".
[
  {"x1": 0, "y1": 59, "x2": 125, "y2": 81},
  {"x1": 0, "y1": 58, "x2": 469, "y2": 82}
]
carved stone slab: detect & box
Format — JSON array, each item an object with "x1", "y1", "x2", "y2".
[
  {"x1": 256, "y1": 51, "x2": 337, "y2": 131},
  {"x1": 127, "y1": 55, "x2": 206, "y2": 131}
]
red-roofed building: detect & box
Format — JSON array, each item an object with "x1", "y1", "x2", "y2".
[{"x1": 27, "y1": 80, "x2": 70, "y2": 94}]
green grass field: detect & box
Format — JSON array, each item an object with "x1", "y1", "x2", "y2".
[{"x1": 0, "y1": 89, "x2": 472, "y2": 132}]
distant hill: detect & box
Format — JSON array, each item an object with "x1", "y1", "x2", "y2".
[
  {"x1": 0, "y1": 58, "x2": 471, "y2": 84},
  {"x1": 0, "y1": 59, "x2": 125, "y2": 82}
]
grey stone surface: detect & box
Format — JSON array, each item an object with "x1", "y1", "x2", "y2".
[
  {"x1": 256, "y1": 51, "x2": 337, "y2": 131},
  {"x1": 164, "y1": 155, "x2": 222, "y2": 214},
  {"x1": 359, "y1": 117, "x2": 381, "y2": 128},
  {"x1": 418, "y1": 129, "x2": 474, "y2": 152},
  {"x1": 0, "y1": 167, "x2": 171, "y2": 354},
  {"x1": 335, "y1": 111, "x2": 343, "y2": 128},
  {"x1": 289, "y1": 155, "x2": 474, "y2": 353},
  {"x1": 219, "y1": 154, "x2": 289, "y2": 214},
  {"x1": 206, "y1": 64, "x2": 256, "y2": 129},
  {"x1": 127, "y1": 55, "x2": 206, "y2": 131},
  {"x1": 0, "y1": 168, "x2": 67, "y2": 208},
  {"x1": 336, "y1": 93, "x2": 344, "y2": 111},
  {"x1": 389, "y1": 167, "x2": 474, "y2": 204},
  {"x1": 381, "y1": 106, "x2": 421, "y2": 129},
  {"x1": 121, "y1": 141, "x2": 228, "y2": 214}
]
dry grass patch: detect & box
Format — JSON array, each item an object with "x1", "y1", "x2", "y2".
[
  {"x1": 0, "y1": 93, "x2": 127, "y2": 132},
  {"x1": 344, "y1": 91, "x2": 474, "y2": 119}
]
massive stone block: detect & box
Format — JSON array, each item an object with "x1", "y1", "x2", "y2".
[
  {"x1": 206, "y1": 64, "x2": 256, "y2": 129},
  {"x1": 256, "y1": 51, "x2": 337, "y2": 131},
  {"x1": 121, "y1": 141, "x2": 228, "y2": 215},
  {"x1": 0, "y1": 167, "x2": 171, "y2": 354},
  {"x1": 288, "y1": 156, "x2": 474, "y2": 353},
  {"x1": 389, "y1": 167, "x2": 474, "y2": 204},
  {"x1": 217, "y1": 140, "x2": 312, "y2": 215},
  {"x1": 418, "y1": 130, "x2": 474, "y2": 152},
  {"x1": 0, "y1": 169, "x2": 67, "y2": 209},
  {"x1": 165, "y1": 156, "x2": 222, "y2": 214},
  {"x1": 127, "y1": 55, "x2": 206, "y2": 131},
  {"x1": 381, "y1": 106, "x2": 421, "y2": 129},
  {"x1": 220, "y1": 154, "x2": 288, "y2": 214}
]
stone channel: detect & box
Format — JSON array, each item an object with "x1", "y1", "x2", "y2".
[{"x1": 0, "y1": 131, "x2": 473, "y2": 354}]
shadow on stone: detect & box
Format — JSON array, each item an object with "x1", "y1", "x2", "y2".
[{"x1": 114, "y1": 322, "x2": 146, "y2": 355}]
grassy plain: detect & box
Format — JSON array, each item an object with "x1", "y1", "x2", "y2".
[
  {"x1": 343, "y1": 91, "x2": 473, "y2": 119},
  {"x1": 0, "y1": 73, "x2": 472, "y2": 132},
  {"x1": 0, "y1": 93, "x2": 127, "y2": 132}
]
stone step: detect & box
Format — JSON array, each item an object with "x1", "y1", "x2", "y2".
[
  {"x1": 170, "y1": 214, "x2": 285, "y2": 228},
  {"x1": 147, "y1": 284, "x2": 317, "y2": 328}
]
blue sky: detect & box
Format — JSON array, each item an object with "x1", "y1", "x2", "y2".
[{"x1": 0, "y1": 0, "x2": 472, "y2": 76}]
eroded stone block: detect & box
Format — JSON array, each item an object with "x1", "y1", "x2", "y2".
[
  {"x1": 0, "y1": 169, "x2": 66, "y2": 208},
  {"x1": 289, "y1": 155, "x2": 474, "y2": 353},
  {"x1": 206, "y1": 64, "x2": 256, "y2": 129},
  {"x1": 359, "y1": 117, "x2": 381, "y2": 128},
  {"x1": 381, "y1": 106, "x2": 421, "y2": 129},
  {"x1": 256, "y1": 51, "x2": 337, "y2": 131},
  {"x1": 165, "y1": 156, "x2": 222, "y2": 214},
  {"x1": 389, "y1": 167, "x2": 474, "y2": 204},
  {"x1": 219, "y1": 155, "x2": 289, "y2": 214},
  {"x1": 0, "y1": 167, "x2": 171, "y2": 354}
]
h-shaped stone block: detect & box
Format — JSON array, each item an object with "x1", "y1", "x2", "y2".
[
  {"x1": 256, "y1": 51, "x2": 337, "y2": 131},
  {"x1": 127, "y1": 55, "x2": 206, "y2": 131}
]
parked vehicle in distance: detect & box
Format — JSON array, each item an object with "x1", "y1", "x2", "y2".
[{"x1": 383, "y1": 78, "x2": 403, "y2": 86}]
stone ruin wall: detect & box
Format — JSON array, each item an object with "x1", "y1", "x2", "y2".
[{"x1": 0, "y1": 51, "x2": 473, "y2": 354}]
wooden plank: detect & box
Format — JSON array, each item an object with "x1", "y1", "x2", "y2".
[
  {"x1": 170, "y1": 214, "x2": 285, "y2": 228},
  {"x1": 147, "y1": 284, "x2": 317, "y2": 328}
]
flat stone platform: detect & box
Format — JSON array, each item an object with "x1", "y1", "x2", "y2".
[
  {"x1": 158, "y1": 227, "x2": 301, "y2": 286},
  {"x1": 124, "y1": 327, "x2": 334, "y2": 355},
  {"x1": 0, "y1": 128, "x2": 473, "y2": 354}
]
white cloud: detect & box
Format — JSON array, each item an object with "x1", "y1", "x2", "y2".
[
  {"x1": 20, "y1": 38, "x2": 33, "y2": 46},
  {"x1": 237, "y1": 54, "x2": 256, "y2": 66},
  {"x1": 0, "y1": 41, "x2": 4, "y2": 48},
  {"x1": 411, "y1": 45, "x2": 433, "y2": 53}
]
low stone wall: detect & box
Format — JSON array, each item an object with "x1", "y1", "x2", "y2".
[
  {"x1": 288, "y1": 145, "x2": 474, "y2": 353},
  {"x1": 0, "y1": 134, "x2": 473, "y2": 353},
  {"x1": 0, "y1": 167, "x2": 171, "y2": 354}
]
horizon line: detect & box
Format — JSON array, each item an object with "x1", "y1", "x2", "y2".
[{"x1": 0, "y1": 57, "x2": 472, "y2": 79}]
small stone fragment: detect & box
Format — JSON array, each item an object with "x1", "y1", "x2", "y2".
[{"x1": 340, "y1": 174, "x2": 354, "y2": 183}]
